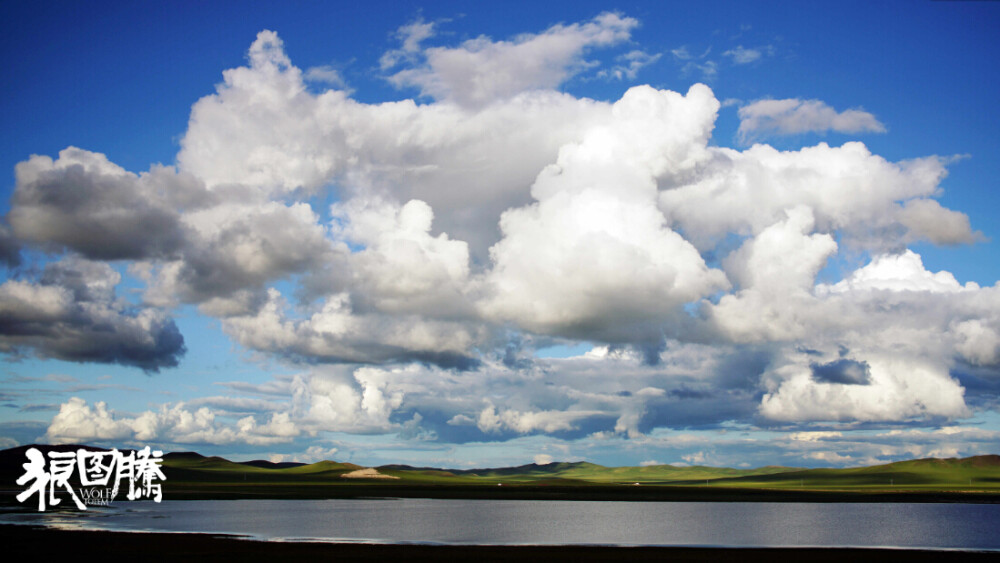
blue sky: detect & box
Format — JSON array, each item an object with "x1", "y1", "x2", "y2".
[{"x1": 1, "y1": 0, "x2": 999, "y2": 468}]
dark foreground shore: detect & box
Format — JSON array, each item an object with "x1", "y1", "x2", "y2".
[
  {"x1": 2, "y1": 525, "x2": 996, "y2": 562},
  {"x1": 148, "y1": 484, "x2": 1000, "y2": 503}
]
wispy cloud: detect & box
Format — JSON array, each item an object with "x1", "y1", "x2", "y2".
[
  {"x1": 304, "y1": 65, "x2": 349, "y2": 90},
  {"x1": 384, "y1": 13, "x2": 637, "y2": 107},
  {"x1": 672, "y1": 45, "x2": 716, "y2": 80},
  {"x1": 723, "y1": 44, "x2": 774, "y2": 64},
  {"x1": 737, "y1": 97, "x2": 887, "y2": 143},
  {"x1": 598, "y1": 50, "x2": 662, "y2": 81}
]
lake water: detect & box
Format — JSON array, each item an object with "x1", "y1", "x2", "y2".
[{"x1": 4, "y1": 499, "x2": 1000, "y2": 550}]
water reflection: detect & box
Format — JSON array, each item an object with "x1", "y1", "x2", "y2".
[{"x1": 2, "y1": 499, "x2": 998, "y2": 549}]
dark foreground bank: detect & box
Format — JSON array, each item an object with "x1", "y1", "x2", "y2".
[
  {"x1": 2, "y1": 525, "x2": 996, "y2": 562},
  {"x1": 158, "y1": 483, "x2": 1000, "y2": 503}
]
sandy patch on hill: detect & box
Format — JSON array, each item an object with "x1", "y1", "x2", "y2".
[{"x1": 339, "y1": 467, "x2": 400, "y2": 479}]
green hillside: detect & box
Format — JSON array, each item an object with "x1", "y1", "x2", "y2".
[
  {"x1": 150, "y1": 450, "x2": 1000, "y2": 492},
  {"x1": 160, "y1": 452, "x2": 364, "y2": 484},
  {"x1": 2, "y1": 445, "x2": 998, "y2": 503},
  {"x1": 699, "y1": 455, "x2": 1000, "y2": 491},
  {"x1": 440, "y1": 461, "x2": 801, "y2": 483}
]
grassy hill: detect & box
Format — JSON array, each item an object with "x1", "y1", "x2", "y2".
[
  {"x1": 159, "y1": 452, "x2": 365, "y2": 484},
  {"x1": 697, "y1": 455, "x2": 1000, "y2": 491},
  {"x1": 432, "y1": 461, "x2": 802, "y2": 484},
  {"x1": 154, "y1": 451, "x2": 1000, "y2": 493},
  {"x1": 2, "y1": 445, "x2": 998, "y2": 503}
]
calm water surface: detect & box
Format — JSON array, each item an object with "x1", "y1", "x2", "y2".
[{"x1": 5, "y1": 499, "x2": 1000, "y2": 550}]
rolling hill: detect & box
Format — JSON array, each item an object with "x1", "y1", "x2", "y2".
[{"x1": 2, "y1": 445, "x2": 998, "y2": 502}]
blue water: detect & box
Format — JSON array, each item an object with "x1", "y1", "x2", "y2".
[{"x1": 3, "y1": 499, "x2": 999, "y2": 550}]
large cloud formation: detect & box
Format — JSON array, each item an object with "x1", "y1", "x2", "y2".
[{"x1": 3, "y1": 15, "x2": 997, "y2": 463}]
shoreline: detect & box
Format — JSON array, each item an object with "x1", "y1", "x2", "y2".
[
  {"x1": 2, "y1": 525, "x2": 998, "y2": 562},
  {"x1": 113, "y1": 484, "x2": 1000, "y2": 503},
  {"x1": 4, "y1": 485, "x2": 997, "y2": 506},
  {"x1": 5, "y1": 484, "x2": 1000, "y2": 508}
]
